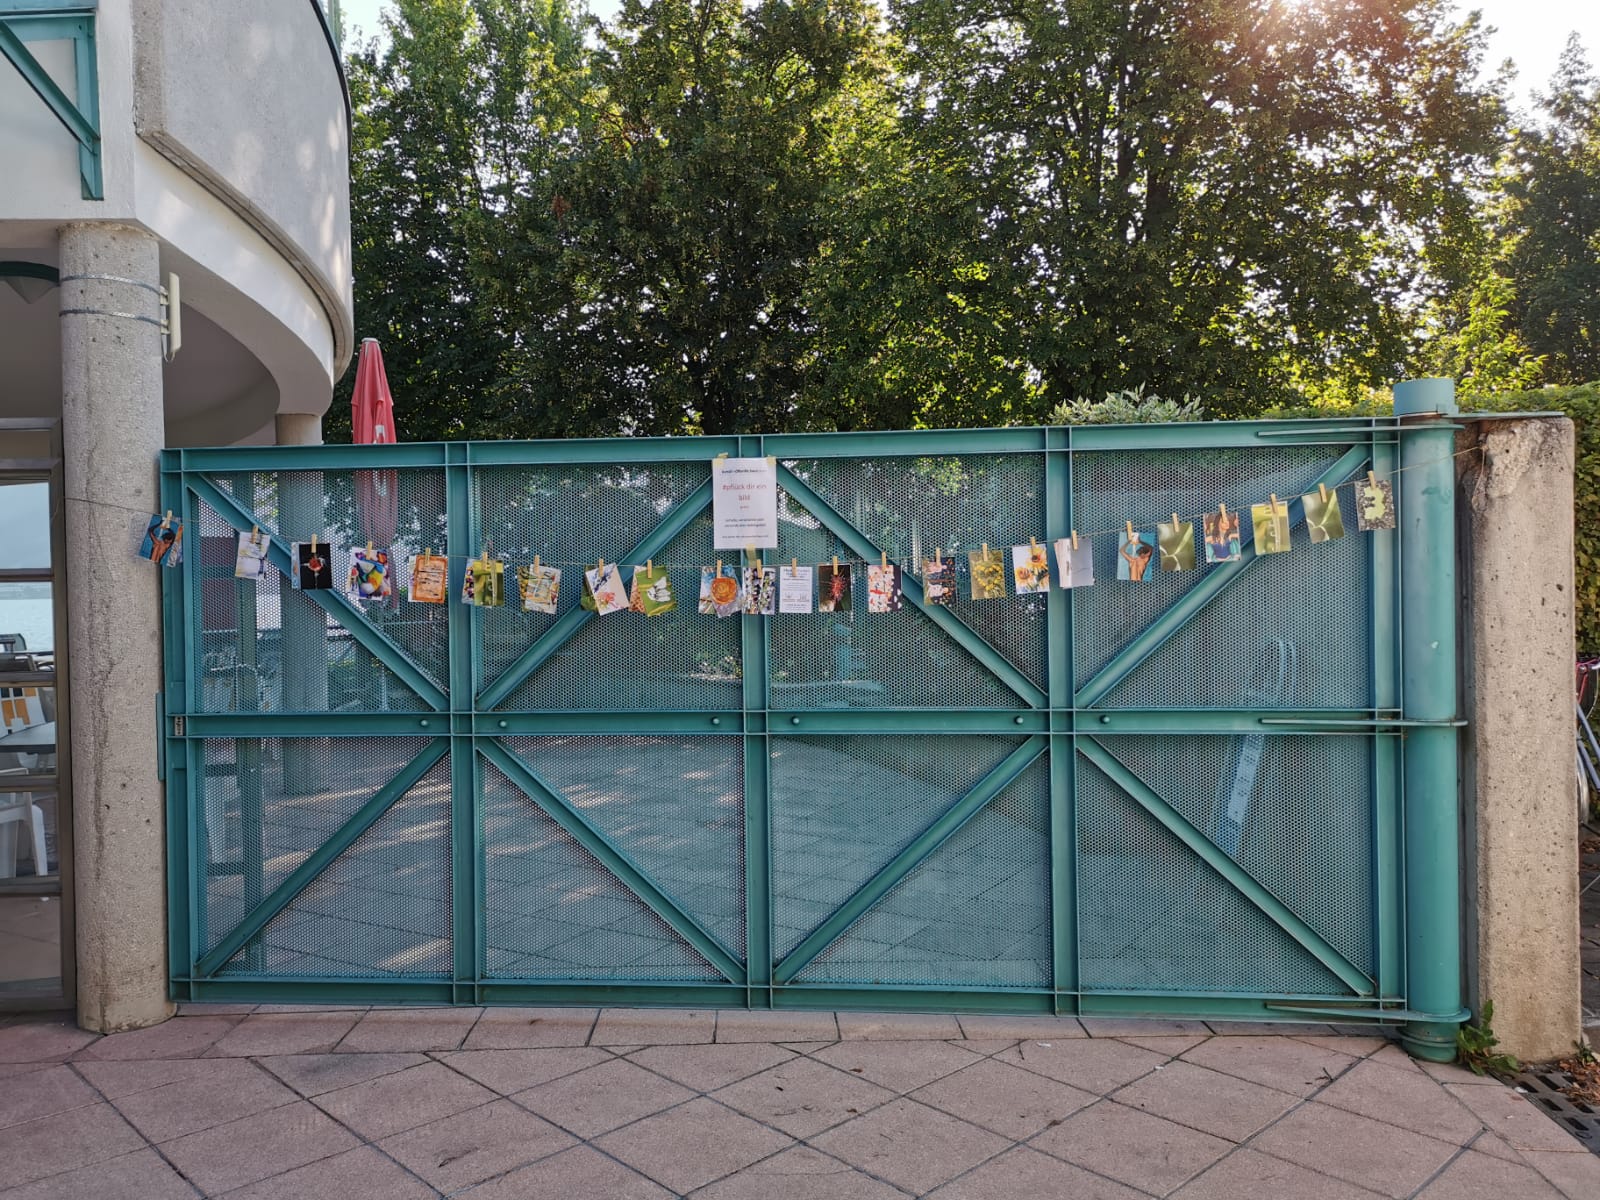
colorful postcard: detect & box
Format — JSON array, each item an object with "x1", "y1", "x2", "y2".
[
  {"x1": 292, "y1": 540, "x2": 334, "y2": 590},
  {"x1": 1251, "y1": 502, "x2": 1291, "y2": 555},
  {"x1": 1011, "y1": 543, "x2": 1051, "y2": 594},
  {"x1": 234, "y1": 530, "x2": 270, "y2": 580},
  {"x1": 582, "y1": 562, "x2": 627, "y2": 615},
  {"x1": 1203, "y1": 510, "x2": 1242, "y2": 564},
  {"x1": 1302, "y1": 488, "x2": 1346, "y2": 543},
  {"x1": 465, "y1": 557, "x2": 506, "y2": 607},
  {"x1": 347, "y1": 548, "x2": 392, "y2": 602},
  {"x1": 1053, "y1": 538, "x2": 1095, "y2": 588},
  {"x1": 698, "y1": 565, "x2": 738, "y2": 614},
  {"x1": 711, "y1": 569, "x2": 742, "y2": 617},
  {"x1": 1355, "y1": 479, "x2": 1396, "y2": 531},
  {"x1": 1117, "y1": 530, "x2": 1156, "y2": 582},
  {"x1": 818, "y1": 563, "x2": 853, "y2": 613},
  {"x1": 517, "y1": 563, "x2": 561, "y2": 613},
  {"x1": 743, "y1": 566, "x2": 776, "y2": 615},
  {"x1": 409, "y1": 552, "x2": 449, "y2": 603},
  {"x1": 922, "y1": 558, "x2": 955, "y2": 606},
  {"x1": 867, "y1": 563, "x2": 903, "y2": 613},
  {"x1": 968, "y1": 549, "x2": 1006, "y2": 600},
  {"x1": 630, "y1": 564, "x2": 676, "y2": 616},
  {"x1": 134, "y1": 513, "x2": 184, "y2": 567},
  {"x1": 1158, "y1": 518, "x2": 1196, "y2": 572},
  {"x1": 778, "y1": 564, "x2": 814, "y2": 613}
]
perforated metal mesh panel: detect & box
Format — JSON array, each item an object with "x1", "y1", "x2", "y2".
[
  {"x1": 220, "y1": 752, "x2": 452, "y2": 977},
  {"x1": 769, "y1": 735, "x2": 1026, "y2": 958},
  {"x1": 779, "y1": 457, "x2": 1048, "y2": 698},
  {"x1": 197, "y1": 736, "x2": 435, "y2": 956},
  {"x1": 475, "y1": 464, "x2": 740, "y2": 710},
  {"x1": 1099, "y1": 734, "x2": 1375, "y2": 976},
  {"x1": 1071, "y1": 447, "x2": 1372, "y2": 708},
  {"x1": 795, "y1": 759, "x2": 1051, "y2": 988},
  {"x1": 481, "y1": 759, "x2": 721, "y2": 981},
  {"x1": 1076, "y1": 750, "x2": 1352, "y2": 996},
  {"x1": 502, "y1": 735, "x2": 746, "y2": 957},
  {"x1": 194, "y1": 471, "x2": 449, "y2": 712}
]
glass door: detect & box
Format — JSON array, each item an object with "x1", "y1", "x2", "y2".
[{"x1": 0, "y1": 422, "x2": 71, "y2": 1009}]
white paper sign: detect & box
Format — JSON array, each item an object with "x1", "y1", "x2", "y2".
[
  {"x1": 713, "y1": 457, "x2": 779, "y2": 548},
  {"x1": 778, "y1": 564, "x2": 814, "y2": 613}
]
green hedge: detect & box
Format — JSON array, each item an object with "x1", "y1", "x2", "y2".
[{"x1": 1467, "y1": 385, "x2": 1599, "y2": 654}]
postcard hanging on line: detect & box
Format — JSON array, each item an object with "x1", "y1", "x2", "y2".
[
  {"x1": 1157, "y1": 518, "x2": 1196, "y2": 572},
  {"x1": 464, "y1": 557, "x2": 506, "y2": 607},
  {"x1": 518, "y1": 563, "x2": 561, "y2": 613},
  {"x1": 292, "y1": 540, "x2": 334, "y2": 590},
  {"x1": 1203, "y1": 509, "x2": 1242, "y2": 564},
  {"x1": 1301, "y1": 488, "x2": 1346, "y2": 542},
  {"x1": 347, "y1": 548, "x2": 392, "y2": 602},
  {"x1": 818, "y1": 563, "x2": 852, "y2": 613},
  {"x1": 697, "y1": 564, "x2": 738, "y2": 615},
  {"x1": 712, "y1": 456, "x2": 779, "y2": 549},
  {"x1": 968, "y1": 548, "x2": 1006, "y2": 600},
  {"x1": 582, "y1": 562, "x2": 627, "y2": 615},
  {"x1": 409, "y1": 552, "x2": 449, "y2": 603},
  {"x1": 1355, "y1": 478, "x2": 1396, "y2": 531},
  {"x1": 1250, "y1": 502, "x2": 1291, "y2": 555},
  {"x1": 1011, "y1": 543, "x2": 1050, "y2": 593},
  {"x1": 867, "y1": 563, "x2": 903, "y2": 613},
  {"x1": 923, "y1": 558, "x2": 955, "y2": 606},
  {"x1": 234, "y1": 529, "x2": 270, "y2": 580},
  {"x1": 778, "y1": 564, "x2": 814, "y2": 613},
  {"x1": 1117, "y1": 530, "x2": 1156, "y2": 582},
  {"x1": 630, "y1": 564, "x2": 676, "y2": 616},
  {"x1": 743, "y1": 566, "x2": 776, "y2": 615},
  {"x1": 133, "y1": 513, "x2": 184, "y2": 567},
  {"x1": 1053, "y1": 538, "x2": 1095, "y2": 588}
]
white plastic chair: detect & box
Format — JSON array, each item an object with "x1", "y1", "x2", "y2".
[{"x1": 0, "y1": 767, "x2": 49, "y2": 879}]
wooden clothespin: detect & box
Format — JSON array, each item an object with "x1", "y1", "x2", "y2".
[
  {"x1": 935, "y1": 546, "x2": 942, "y2": 567},
  {"x1": 1270, "y1": 494, "x2": 1283, "y2": 516},
  {"x1": 597, "y1": 557, "x2": 605, "y2": 573},
  {"x1": 251, "y1": 524, "x2": 261, "y2": 545},
  {"x1": 311, "y1": 533, "x2": 318, "y2": 553},
  {"x1": 716, "y1": 558, "x2": 723, "y2": 576},
  {"x1": 982, "y1": 542, "x2": 990, "y2": 559},
  {"x1": 1171, "y1": 514, "x2": 1180, "y2": 531},
  {"x1": 367, "y1": 541, "x2": 374, "y2": 558},
  {"x1": 881, "y1": 549, "x2": 888, "y2": 571},
  {"x1": 747, "y1": 544, "x2": 760, "y2": 572},
  {"x1": 1030, "y1": 536, "x2": 1039, "y2": 552},
  {"x1": 832, "y1": 555, "x2": 839, "y2": 573},
  {"x1": 1071, "y1": 529, "x2": 1080, "y2": 550},
  {"x1": 1367, "y1": 470, "x2": 1379, "y2": 490},
  {"x1": 161, "y1": 510, "x2": 173, "y2": 529},
  {"x1": 533, "y1": 554, "x2": 540, "y2": 571},
  {"x1": 1319, "y1": 483, "x2": 1330, "y2": 504},
  {"x1": 425, "y1": 547, "x2": 433, "y2": 558},
  {"x1": 790, "y1": 557, "x2": 798, "y2": 577},
  {"x1": 646, "y1": 558, "x2": 653, "y2": 574},
  {"x1": 1219, "y1": 502, "x2": 1228, "y2": 519},
  {"x1": 1125, "y1": 520, "x2": 1134, "y2": 540}
]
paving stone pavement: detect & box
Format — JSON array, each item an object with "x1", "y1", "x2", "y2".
[{"x1": 0, "y1": 1006, "x2": 1596, "y2": 1199}]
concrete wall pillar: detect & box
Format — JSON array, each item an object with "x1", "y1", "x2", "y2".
[
  {"x1": 275, "y1": 413, "x2": 322, "y2": 447},
  {"x1": 59, "y1": 222, "x2": 174, "y2": 1033},
  {"x1": 1460, "y1": 416, "x2": 1581, "y2": 1062}
]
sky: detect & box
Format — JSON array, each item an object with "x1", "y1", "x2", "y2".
[{"x1": 333, "y1": 0, "x2": 1597, "y2": 109}]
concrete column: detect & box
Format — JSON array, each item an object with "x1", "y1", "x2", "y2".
[
  {"x1": 275, "y1": 410, "x2": 327, "y2": 792},
  {"x1": 1460, "y1": 416, "x2": 1581, "y2": 1062},
  {"x1": 59, "y1": 223, "x2": 174, "y2": 1032}
]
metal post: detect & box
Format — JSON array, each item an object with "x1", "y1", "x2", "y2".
[{"x1": 1394, "y1": 377, "x2": 1465, "y2": 1061}]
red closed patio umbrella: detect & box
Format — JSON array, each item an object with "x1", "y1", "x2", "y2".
[{"x1": 351, "y1": 338, "x2": 399, "y2": 551}]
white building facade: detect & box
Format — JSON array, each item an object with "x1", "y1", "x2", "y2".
[{"x1": 0, "y1": 0, "x2": 351, "y2": 1029}]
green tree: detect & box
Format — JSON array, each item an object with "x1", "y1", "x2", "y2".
[
  {"x1": 1502, "y1": 35, "x2": 1600, "y2": 384},
  {"x1": 883, "y1": 0, "x2": 1506, "y2": 417},
  {"x1": 334, "y1": 0, "x2": 591, "y2": 442}
]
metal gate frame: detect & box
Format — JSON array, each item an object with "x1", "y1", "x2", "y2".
[{"x1": 161, "y1": 402, "x2": 1467, "y2": 1059}]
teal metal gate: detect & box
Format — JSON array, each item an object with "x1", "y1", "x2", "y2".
[{"x1": 162, "y1": 400, "x2": 1466, "y2": 1057}]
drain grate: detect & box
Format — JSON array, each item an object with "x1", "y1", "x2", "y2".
[{"x1": 1511, "y1": 1069, "x2": 1600, "y2": 1154}]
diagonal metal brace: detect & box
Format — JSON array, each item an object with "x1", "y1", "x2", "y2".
[
  {"x1": 0, "y1": 20, "x2": 98, "y2": 150},
  {"x1": 196, "y1": 739, "x2": 449, "y2": 978},
  {"x1": 478, "y1": 739, "x2": 746, "y2": 984},
  {"x1": 774, "y1": 736, "x2": 1048, "y2": 984},
  {"x1": 1077, "y1": 736, "x2": 1373, "y2": 996}
]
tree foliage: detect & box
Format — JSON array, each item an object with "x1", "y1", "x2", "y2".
[{"x1": 337, "y1": 0, "x2": 1518, "y2": 439}]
